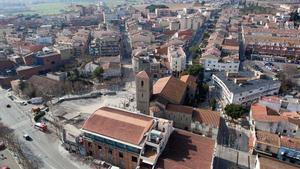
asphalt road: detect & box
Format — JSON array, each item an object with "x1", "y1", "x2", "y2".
[{"x1": 0, "y1": 89, "x2": 86, "y2": 169}]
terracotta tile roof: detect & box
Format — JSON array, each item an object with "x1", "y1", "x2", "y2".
[
  {"x1": 153, "y1": 76, "x2": 187, "y2": 104},
  {"x1": 280, "y1": 136, "x2": 300, "y2": 151},
  {"x1": 256, "y1": 131, "x2": 280, "y2": 147},
  {"x1": 180, "y1": 75, "x2": 195, "y2": 83},
  {"x1": 251, "y1": 104, "x2": 284, "y2": 122},
  {"x1": 156, "y1": 129, "x2": 215, "y2": 169},
  {"x1": 82, "y1": 107, "x2": 154, "y2": 146},
  {"x1": 259, "y1": 156, "x2": 299, "y2": 169},
  {"x1": 136, "y1": 71, "x2": 150, "y2": 79},
  {"x1": 193, "y1": 109, "x2": 220, "y2": 128},
  {"x1": 180, "y1": 75, "x2": 197, "y2": 90},
  {"x1": 166, "y1": 104, "x2": 194, "y2": 115},
  {"x1": 223, "y1": 39, "x2": 239, "y2": 47},
  {"x1": 251, "y1": 104, "x2": 300, "y2": 126}
]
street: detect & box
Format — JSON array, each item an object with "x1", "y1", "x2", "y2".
[{"x1": 0, "y1": 89, "x2": 90, "y2": 169}]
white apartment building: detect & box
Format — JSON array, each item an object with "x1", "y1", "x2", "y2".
[
  {"x1": 201, "y1": 55, "x2": 240, "y2": 73},
  {"x1": 178, "y1": 14, "x2": 205, "y2": 30},
  {"x1": 212, "y1": 71, "x2": 281, "y2": 105},
  {"x1": 167, "y1": 46, "x2": 186, "y2": 72}
]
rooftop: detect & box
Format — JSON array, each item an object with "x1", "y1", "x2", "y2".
[
  {"x1": 256, "y1": 130, "x2": 280, "y2": 147},
  {"x1": 153, "y1": 76, "x2": 187, "y2": 104},
  {"x1": 251, "y1": 104, "x2": 300, "y2": 127},
  {"x1": 213, "y1": 71, "x2": 280, "y2": 94},
  {"x1": 259, "y1": 156, "x2": 300, "y2": 169},
  {"x1": 166, "y1": 104, "x2": 194, "y2": 115},
  {"x1": 193, "y1": 109, "x2": 221, "y2": 128},
  {"x1": 82, "y1": 107, "x2": 154, "y2": 146},
  {"x1": 156, "y1": 129, "x2": 215, "y2": 169}
]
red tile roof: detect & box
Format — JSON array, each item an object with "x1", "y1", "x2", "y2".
[
  {"x1": 82, "y1": 107, "x2": 154, "y2": 146},
  {"x1": 166, "y1": 104, "x2": 194, "y2": 115},
  {"x1": 280, "y1": 136, "x2": 300, "y2": 151},
  {"x1": 136, "y1": 71, "x2": 150, "y2": 79},
  {"x1": 180, "y1": 75, "x2": 198, "y2": 90},
  {"x1": 156, "y1": 129, "x2": 215, "y2": 169},
  {"x1": 193, "y1": 109, "x2": 221, "y2": 128},
  {"x1": 256, "y1": 131, "x2": 280, "y2": 147},
  {"x1": 251, "y1": 104, "x2": 300, "y2": 127},
  {"x1": 153, "y1": 76, "x2": 187, "y2": 104},
  {"x1": 259, "y1": 156, "x2": 299, "y2": 169}
]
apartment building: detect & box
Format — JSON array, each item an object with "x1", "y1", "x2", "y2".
[
  {"x1": 200, "y1": 55, "x2": 240, "y2": 73},
  {"x1": 167, "y1": 45, "x2": 186, "y2": 72},
  {"x1": 242, "y1": 27, "x2": 300, "y2": 61},
  {"x1": 212, "y1": 71, "x2": 281, "y2": 105},
  {"x1": 129, "y1": 30, "x2": 155, "y2": 49},
  {"x1": 250, "y1": 102, "x2": 300, "y2": 138},
  {"x1": 254, "y1": 130, "x2": 300, "y2": 165},
  {"x1": 89, "y1": 30, "x2": 121, "y2": 57},
  {"x1": 178, "y1": 14, "x2": 205, "y2": 31},
  {"x1": 132, "y1": 48, "x2": 162, "y2": 77},
  {"x1": 81, "y1": 107, "x2": 173, "y2": 169}
]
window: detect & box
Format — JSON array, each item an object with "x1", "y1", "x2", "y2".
[
  {"x1": 283, "y1": 130, "x2": 287, "y2": 133},
  {"x1": 98, "y1": 145, "x2": 102, "y2": 150},
  {"x1": 88, "y1": 142, "x2": 91, "y2": 147},
  {"x1": 108, "y1": 148, "x2": 113, "y2": 154},
  {"x1": 131, "y1": 156, "x2": 137, "y2": 162},
  {"x1": 141, "y1": 81, "x2": 144, "y2": 87},
  {"x1": 119, "y1": 152, "x2": 123, "y2": 158},
  {"x1": 266, "y1": 146, "x2": 271, "y2": 152}
]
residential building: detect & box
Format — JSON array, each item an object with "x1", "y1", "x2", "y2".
[
  {"x1": 212, "y1": 71, "x2": 281, "y2": 105},
  {"x1": 200, "y1": 55, "x2": 240, "y2": 73},
  {"x1": 250, "y1": 103, "x2": 300, "y2": 138},
  {"x1": 129, "y1": 30, "x2": 155, "y2": 49},
  {"x1": 155, "y1": 8, "x2": 172, "y2": 17},
  {"x1": 89, "y1": 30, "x2": 121, "y2": 57},
  {"x1": 254, "y1": 130, "x2": 300, "y2": 165},
  {"x1": 167, "y1": 45, "x2": 186, "y2": 72},
  {"x1": 132, "y1": 48, "x2": 162, "y2": 78},
  {"x1": 81, "y1": 107, "x2": 173, "y2": 169}
]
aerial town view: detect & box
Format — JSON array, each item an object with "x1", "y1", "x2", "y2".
[{"x1": 0, "y1": 0, "x2": 300, "y2": 169}]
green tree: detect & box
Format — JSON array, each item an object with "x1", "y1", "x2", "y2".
[
  {"x1": 93, "y1": 66, "x2": 104, "y2": 81},
  {"x1": 187, "y1": 65, "x2": 203, "y2": 76},
  {"x1": 224, "y1": 104, "x2": 245, "y2": 119},
  {"x1": 209, "y1": 98, "x2": 217, "y2": 111}
]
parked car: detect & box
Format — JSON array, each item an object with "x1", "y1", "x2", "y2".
[
  {"x1": 6, "y1": 104, "x2": 11, "y2": 108},
  {"x1": 23, "y1": 134, "x2": 32, "y2": 141}
]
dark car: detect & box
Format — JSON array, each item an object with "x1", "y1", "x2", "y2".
[
  {"x1": 23, "y1": 134, "x2": 32, "y2": 141},
  {"x1": 6, "y1": 104, "x2": 11, "y2": 108}
]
